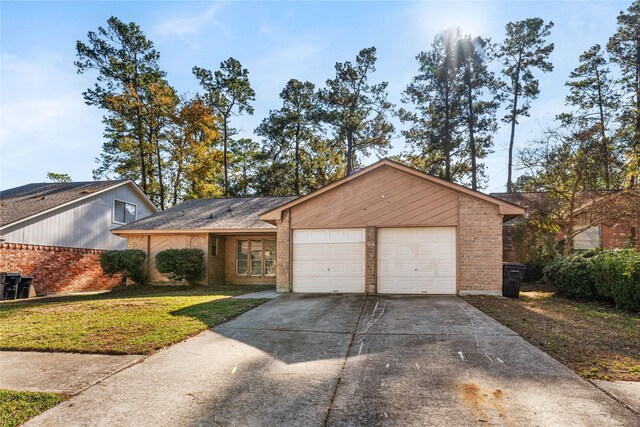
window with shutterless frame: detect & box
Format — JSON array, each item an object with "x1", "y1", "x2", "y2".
[
  {"x1": 236, "y1": 239, "x2": 276, "y2": 277},
  {"x1": 113, "y1": 199, "x2": 136, "y2": 224}
]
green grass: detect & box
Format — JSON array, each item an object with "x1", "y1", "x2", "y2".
[
  {"x1": 0, "y1": 390, "x2": 66, "y2": 427},
  {"x1": 464, "y1": 282, "x2": 640, "y2": 381},
  {"x1": 0, "y1": 285, "x2": 271, "y2": 355}
]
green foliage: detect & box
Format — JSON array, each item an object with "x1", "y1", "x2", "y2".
[
  {"x1": 544, "y1": 249, "x2": 640, "y2": 311},
  {"x1": 193, "y1": 58, "x2": 256, "y2": 196},
  {"x1": 0, "y1": 390, "x2": 66, "y2": 427},
  {"x1": 498, "y1": 18, "x2": 555, "y2": 192},
  {"x1": 46, "y1": 172, "x2": 72, "y2": 183},
  {"x1": 318, "y1": 47, "x2": 394, "y2": 174},
  {"x1": 589, "y1": 250, "x2": 640, "y2": 311},
  {"x1": 99, "y1": 249, "x2": 147, "y2": 285},
  {"x1": 543, "y1": 250, "x2": 601, "y2": 300},
  {"x1": 155, "y1": 249, "x2": 205, "y2": 284}
]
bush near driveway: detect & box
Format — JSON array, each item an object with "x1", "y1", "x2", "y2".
[
  {"x1": 0, "y1": 285, "x2": 270, "y2": 355},
  {"x1": 155, "y1": 248, "x2": 205, "y2": 284},
  {"x1": 99, "y1": 249, "x2": 147, "y2": 285},
  {"x1": 0, "y1": 389, "x2": 66, "y2": 427},
  {"x1": 543, "y1": 249, "x2": 640, "y2": 311}
]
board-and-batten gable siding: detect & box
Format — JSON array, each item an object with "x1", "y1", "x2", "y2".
[
  {"x1": 0, "y1": 184, "x2": 154, "y2": 250},
  {"x1": 290, "y1": 165, "x2": 460, "y2": 228}
]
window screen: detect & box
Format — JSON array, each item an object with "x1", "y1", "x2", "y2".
[
  {"x1": 114, "y1": 200, "x2": 136, "y2": 224},
  {"x1": 237, "y1": 240, "x2": 249, "y2": 275},
  {"x1": 250, "y1": 240, "x2": 263, "y2": 276},
  {"x1": 264, "y1": 241, "x2": 276, "y2": 276}
]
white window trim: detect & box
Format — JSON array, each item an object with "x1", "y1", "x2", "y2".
[{"x1": 113, "y1": 199, "x2": 138, "y2": 225}]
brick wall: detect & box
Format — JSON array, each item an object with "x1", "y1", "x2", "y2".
[
  {"x1": 276, "y1": 210, "x2": 291, "y2": 293},
  {"x1": 458, "y1": 195, "x2": 503, "y2": 294},
  {"x1": 365, "y1": 226, "x2": 377, "y2": 294},
  {"x1": 0, "y1": 243, "x2": 121, "y2": 295},
  {"x1": 602, "y1": 214, "x2": 640, "y2": 250},
  {"x1": 502, "y1": 224, "x2": 520, "y2": 262}
]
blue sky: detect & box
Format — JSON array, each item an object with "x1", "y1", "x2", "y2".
[{"x1": 0, "y1": 1, "x2": 632, "y2": 193}]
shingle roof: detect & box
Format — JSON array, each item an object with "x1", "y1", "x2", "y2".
[
  {"x1": 114, "y1": 196, "x2": 298, "y2": 232},
  {"x1": 0, "y1": 180, "x2": 129, "y2": 227}
]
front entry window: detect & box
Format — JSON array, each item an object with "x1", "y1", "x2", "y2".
[{"x1": 237, "y1": 239, "x2": 275, "y2": 277}]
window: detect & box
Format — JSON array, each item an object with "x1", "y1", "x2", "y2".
[
  {"x1": 236, "y1": 239, "x2": 276, "y2": 277},
  {"x1": 211, "y1": 237, "x2": 218, "y2": 257},
  {"x1": 114, "y1": 200, "x2": 136, "y2": 224},
  {"x1": 264, "y1": 241, "x2": 276, "y2": 276},
  {"x1": 237, "y1": 240, "x2": 249, "y2": 275},
  {"x1": 573, "y1": 225, "x2": 601, "y2": 250}
]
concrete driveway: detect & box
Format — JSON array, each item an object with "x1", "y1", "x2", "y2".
[{"x1": 27, "y1": 295, "x2": 637, "y2": 426}]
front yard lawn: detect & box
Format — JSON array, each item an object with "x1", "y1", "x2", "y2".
[
  {"x1": 0, "y1": 285, "x2": 271, "y2": 355},
  {"x1": 0, "y1": 389, "x2": 66, "y2": 427},
  {"x1": 464, "y1": 282, "x2": 640, "y2": 381}
]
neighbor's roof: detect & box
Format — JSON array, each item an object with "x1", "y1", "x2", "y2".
[
  {"x1": 113, "y1": 196, "x2": 298, "y2": 234},
  {"x1": 0, "y1": 180, "x2": 155, "y2": 228}
]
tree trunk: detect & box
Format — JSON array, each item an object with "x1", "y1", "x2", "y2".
[
  {"x1": 444, "y1": 83, "x2": 451, "y2": 181},
  {"x1": 507, "y1": 60, "x2": 522, "y2": 193},
  {"x1": 153, "y1": 128, "x2": 165, "y2": 210},
  {"x1": 632, "y1": 42, "x2": 640, "y2": 188},
  {"x1": 594, "y1": 65, "x2": 610, "y2": 188},
  {"x1": 223, "y1": 118, "x2": 229, "y2": 196},
  {"x1": 294, "y1": 123, "x2": 301, "y2": 195},
  {"x1": 466, "y1": 65, "x2": 478, "y2": 190},
  {"x1": 346, "y1": 133, "x2": 354, "y2": 176}
]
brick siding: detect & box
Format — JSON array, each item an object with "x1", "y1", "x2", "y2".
[
  {"x1": 365, "y1": 226, "x2": 377, "y2": 294},
  {"x1": 276, "y1": 210, "x2": 291, "y2": 293},
  {"x1": 458, "y1": 195, "x2": 503, "y2": 293},
  {"x1": 602, "y1": 215, "x2": 640, "y2": 250},
  {"x1": 0, "y1": 243, "x2": 121, "y2": 295}
]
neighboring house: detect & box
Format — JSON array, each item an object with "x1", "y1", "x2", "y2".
[
  {"x1": 0, "y1": 180, "x2": 157, "y2": 250},
  {"x1": 0, "y1": 180, "x2": 157, "y2": 295},
  {"x1": 113, "y1": 159, "x2": 524, "y2": 295},
  {"x1": 492, "y1": 190, "x2": 640, "y2": 262}
]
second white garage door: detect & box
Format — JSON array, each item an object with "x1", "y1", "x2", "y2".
[
  {"x1": 292, "y1": 228, "x2": 365, "y2": 293},
  {"x1": 377, "y1": 227, "x2": 456, "y2": 294}
]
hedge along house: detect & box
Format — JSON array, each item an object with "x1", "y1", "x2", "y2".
[{"x1": 114, "y1": 159, "x2": 524, "y2": 294}]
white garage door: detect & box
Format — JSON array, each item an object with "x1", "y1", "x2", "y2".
[
  {"x1": 377, "y1": 227, "x2": 456, "y2": 294},
  {"x1": 292, "y1": 228, "x2": 365, "y2": 293}
]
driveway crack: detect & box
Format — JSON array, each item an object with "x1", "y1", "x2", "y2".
[{"x1": 323, "y1": 294, "x2": 369, "y2": 426}]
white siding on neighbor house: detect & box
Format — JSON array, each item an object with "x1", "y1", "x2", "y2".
[
  {"x1": 573, "y1": 225, "x2": 601, "y2": 250},
  {"x1": 1, "y1": 184, "x2": 154, "y2": 250}
]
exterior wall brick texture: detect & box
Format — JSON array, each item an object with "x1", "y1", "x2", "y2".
[
  {"x1": 276, "y1": 210, "x2": 291, "y2": 293},
  {"x1": 458, "y1": 195, "x2": 503, "y2": 292},
  {"x1": 0, "y1": 243, "x2": 121, "y2": 295},
  {"x1": 365, "y1": 226, "x2": 377, "y2": 294}
]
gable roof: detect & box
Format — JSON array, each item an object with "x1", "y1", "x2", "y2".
[
  {"x1": 0, "y1": 180, "x2": 157, "y2": 229},
  {"x1": 113, "y1": 196, "x2": 298, "y2": 234},
  {"x1": 260, "y1": 159, "x2": 525, "y2": 222}
]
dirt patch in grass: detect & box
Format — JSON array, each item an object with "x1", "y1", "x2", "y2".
[
  {"x1": 463, "y1": 282, "x2": 640, "y2": 381},
  {"x1": 0, "y1": 389, "x2": 66, "y2": 427},
  {"x1": 0, "y1": 285, "x2": 272, "y2": 355}
]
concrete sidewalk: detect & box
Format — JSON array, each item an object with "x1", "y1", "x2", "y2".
[
  {"x1": 25, "y1": 295, "x2": 639, "y2": 426},
  {"x1": 0, "y1": 351, "x2": 144, "y2": 395}
]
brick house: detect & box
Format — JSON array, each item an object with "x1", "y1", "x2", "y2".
[
  {"x1": 0, "y1": 180, "x2": 157, "y2": 294},
  {"x1": 113, "y1": 159, "x2": 524, "y2": 295},
  {"x1": 492, "y1": 190, "x2": 640, "y2": 263}
]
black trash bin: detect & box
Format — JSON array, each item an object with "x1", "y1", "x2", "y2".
[
  {"x1": 502, "y1": 262, "x2": 526, "y2": 298},
  {"x1": 1, "y1": 272, "x2": 22, "y2": 300},
  {"x1": 18, "y1": 277, "x2": 33, "y2": 299}
]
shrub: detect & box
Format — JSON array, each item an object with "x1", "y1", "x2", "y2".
[
  {"x1": 589, "y1": 250, "x2": 640, "y2": 311},
  {"x1": 523, "y1": 258, "x2": 551, "y2": 282},
  {"x1": 100, "y1": 249, "x2": 147, "y2": 285},
  {"x1": 155, "y1": 248, "x2": 205, "y2": 284},
  {"x1": 543, "y1": 250, "x2": 601, "y2": 300}
]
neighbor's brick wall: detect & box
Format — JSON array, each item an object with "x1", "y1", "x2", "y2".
[
  {"x1": 502, "y1": 224, "x2": 520, "y2": 262},
  {"x1": 0, "y1": 243, "x2": 121, "y2": 295},
  {"x1": 276, "y1": 210, "x2": 291, "y2": 293},
  {"x1": 458, "y1": 195, "x2": 503, "y2": 293},
  {"x1": 602, "y1": 214, "x2": 640, "y2": 250},
  {"x1": 365, "y1": 226, "x2": 377, "y2": 294}
]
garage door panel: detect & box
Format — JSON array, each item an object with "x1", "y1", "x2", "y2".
[
  {"x1": 293, "y1": 228, "x2": 365, "y2": 293},
  {"x1": 377, "y1": 227, "x2": 456, "y2": 295}
]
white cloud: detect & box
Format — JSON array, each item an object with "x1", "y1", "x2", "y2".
[{"x1": 154, "y1": 3, "x2": 223, "y2": 37}]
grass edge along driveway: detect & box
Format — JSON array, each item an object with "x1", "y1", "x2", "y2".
[
  {"x1": 0, "y1": 285, "x2": 270, "y2": 355},
  {"x1": 464, "y1": 282, "x2": 640, "y2": 382},
  {"x1": 0, "y1": 389, "x2": 66, "y2": 427}
]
